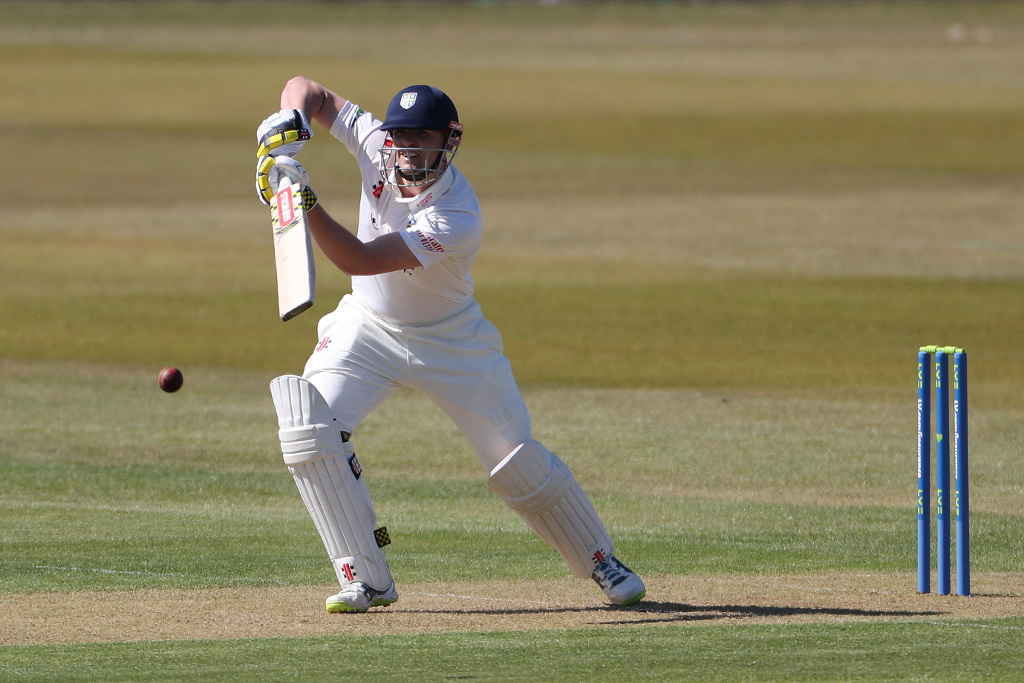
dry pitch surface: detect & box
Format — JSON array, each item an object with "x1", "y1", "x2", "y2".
[{"x1": 3, "y1": 573, "x2": 1021, "y2": 646}]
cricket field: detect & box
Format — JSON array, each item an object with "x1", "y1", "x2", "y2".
[{"x1": 1, "y1": 1, "x2": 1022, "y2": 680}]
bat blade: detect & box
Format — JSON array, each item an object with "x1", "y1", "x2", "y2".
[{"x1": 270, "y1": 181, "x2": 315, "y2": 321}]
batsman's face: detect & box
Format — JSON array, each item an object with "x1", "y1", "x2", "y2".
[
  {"x1": 389, "y1": 129, "x2": 446, "y2": 171},
  {"x1": 380, "y1": 127, "x2": 458, "y2": 193}
]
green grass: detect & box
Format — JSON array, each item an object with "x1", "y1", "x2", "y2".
[
  {"x1": 2, "y1": 1, "x2": 1023, "y2": 680},
  {"x1": 4, "y1": 620, "x2": 1024, "y2": 682}
]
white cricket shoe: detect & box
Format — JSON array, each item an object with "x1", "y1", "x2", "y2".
[
  {"x1": 326, "y1": 580, "x2": 399, "y2": 613},
  {"x1": 592, "y1": 556, "x2": 646, "y2": 606}
]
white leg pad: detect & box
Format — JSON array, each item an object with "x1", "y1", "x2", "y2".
[
  {"x1": 270, "y1": 375, "x2": 392, "y2": 590},
  {"x1": 488, "y1": 440, "x2": 613, "y2": 578}
]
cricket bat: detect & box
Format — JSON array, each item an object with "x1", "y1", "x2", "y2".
[{"x1": 270, "y1": 178, "x2": 316, "y2": 321}]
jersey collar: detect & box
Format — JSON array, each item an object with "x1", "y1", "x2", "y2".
[{"x1": 393, "y1": 167, "x2": 455, "y2": 213}]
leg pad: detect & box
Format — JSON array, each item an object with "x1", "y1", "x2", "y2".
[
  {"x1": 488, "y1": 440, "x2": 613, "y2": 578},
  {"x1": 271, "y1": 375, "x2": 393, "y2": 590}
]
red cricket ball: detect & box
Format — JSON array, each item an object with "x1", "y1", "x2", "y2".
[{"x1": 158, "y1": 367, "x2": 184, "y2": 393}]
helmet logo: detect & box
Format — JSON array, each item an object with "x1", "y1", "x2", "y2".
[{"x1": 399, "y1": 92, "x2": 418, "y2": 109}]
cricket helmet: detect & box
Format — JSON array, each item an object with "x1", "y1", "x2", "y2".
[
  {"x1": 379, "y1": 85, "x2": 463, "y2": 188},
  {"x1": 380, "y1": 84, "x2": 459, "y2": 132}
]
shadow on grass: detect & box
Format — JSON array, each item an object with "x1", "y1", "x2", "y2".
[
  {"x1": 610, "y1": 600, "x2": 945, "y2": 624},
  {"x1": 403, "y1": 601, "x2": 944, "y2": 625}
]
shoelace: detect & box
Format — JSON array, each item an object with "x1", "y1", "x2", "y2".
[{"x1": 594, "y1": 560, "x2": 627, "y2": 587}]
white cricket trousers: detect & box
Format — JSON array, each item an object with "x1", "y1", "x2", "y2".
[{"x1": 302, "y1": 295, "x2": 534, "y2": 472}]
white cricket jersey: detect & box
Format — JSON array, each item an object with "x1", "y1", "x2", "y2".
[{"x1": 329, "y1": 101, "x2": 482, "y2": 324}]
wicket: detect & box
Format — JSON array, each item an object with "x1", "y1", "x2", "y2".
[{"x1": 917, "y1": 345, "x2": 969, "y2": 596}]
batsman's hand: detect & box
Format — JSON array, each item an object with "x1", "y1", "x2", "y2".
[
  {"x1": 256, "y1": 155, "x2": 318, "y2": 210},
  {"x1": 256, "y1": 109, "x2": 313, "y2": 158}
]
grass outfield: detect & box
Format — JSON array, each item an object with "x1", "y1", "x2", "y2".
[
  {"x1": 2, "y1": 1, "x2": 1024, "y2": 680},
  {"x1": 5, "y1": 618, "x2": 1024, "y2": 681}
]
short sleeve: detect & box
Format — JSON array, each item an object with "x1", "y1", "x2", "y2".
[{"x1": 399, "y1": 209, "x2": 479, "y2": 268}]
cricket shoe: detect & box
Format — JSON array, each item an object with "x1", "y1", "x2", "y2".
[
  {"x1": 592, "y1": 556, "x2": 646, "y2": 606},
  {"x1": 326, "y1": 580, "x2": 399, "y2": 613}
]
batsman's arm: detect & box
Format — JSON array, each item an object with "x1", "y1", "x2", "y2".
[
  {"x1": 280, "y1": 77, "x2": 347, "y2": 130},
  {"x1": 306, "y1": 206, "x2": 421, "y2": 276}
]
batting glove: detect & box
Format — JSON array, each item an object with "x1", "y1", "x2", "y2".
[
  {"x1": 256, "y1": 109, "x2": 313, "y2": 158},
  {"x1": 256, "y1": 155, "x2": 318, "y2": 210}
]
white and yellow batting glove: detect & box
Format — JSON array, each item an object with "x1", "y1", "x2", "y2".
[
  {"x1": 256, "y1": 155, "x2": 318, "y2": 210},
  {"x1": 256, "y1": 109, "x2": 313, "y2": 159}
]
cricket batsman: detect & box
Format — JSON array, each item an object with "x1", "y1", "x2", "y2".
[{"x1": 255, "y1": 78, "x2": 646, "y2": 611}]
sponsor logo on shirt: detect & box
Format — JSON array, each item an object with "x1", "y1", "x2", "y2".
[
  {"x1": 416, "y1": 230, "x2": 445, "y2": 253},
  {"x1": 414, "y1": 192, "x2": 434, "y2": 210}
]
